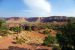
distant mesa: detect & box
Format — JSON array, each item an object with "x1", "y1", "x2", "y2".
[
  {"x1": 5, "y1": 16, "x2": 68, "y2": 23},
  {"x1": 0, "y1": 16, "x2": 69, "y2": 27}
]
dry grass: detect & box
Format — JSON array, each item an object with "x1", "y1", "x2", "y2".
[
  {"x1": 17, "y1": 31, "x2": 45, "y2": 44},
  {"x1": 0, "y1": 29, "x2": 56, "y2": 50}
]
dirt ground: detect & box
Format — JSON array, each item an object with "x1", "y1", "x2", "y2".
[{"x1": 0, "y1": 31, "x2": 53, "y2": 50}]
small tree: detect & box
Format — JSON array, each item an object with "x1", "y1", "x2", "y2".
[
  {"x1": 11, "y1": 26, "x2": 22, "y2": 34},
  {"x1": 43, "y1": 34, "x2": 56, "y2": 46},
  {"x1": 56, "y1": 23, "x2": 75, "y2": 50}
]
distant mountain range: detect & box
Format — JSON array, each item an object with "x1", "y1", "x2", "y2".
[
  {"x1": 5, "y1": 16, "x2": 69, "y2": 23},
  {"x1": 1, "y1": 16, "x2": 75, "y2": 27}
]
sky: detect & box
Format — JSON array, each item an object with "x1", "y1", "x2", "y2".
[{"x1": 0, "y1": 0, "x2": 75, "y2": 17}]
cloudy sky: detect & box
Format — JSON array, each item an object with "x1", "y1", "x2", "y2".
[{"x1": 0, "y1": 0, "x2": 75, "y2": 17}]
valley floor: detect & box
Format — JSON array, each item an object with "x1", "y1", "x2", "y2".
[{"x1": 0, "y1": 31, "x2": 53, "y2": 50}]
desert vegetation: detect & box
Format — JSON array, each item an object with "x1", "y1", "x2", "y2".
[
  {"x1": 0, "y1": 20, "x2": 10, "y2": 36},
  {"x1": 0, "y1": 17, "x2": 75, "y2": 50}
]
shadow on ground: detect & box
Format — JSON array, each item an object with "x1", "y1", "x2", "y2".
[
  {"x1": 0, "y1": 46, "x2": 30, "y2": 50},
  {"x1": 0, "y1": 46, "x2": 49, "y2": 50}
]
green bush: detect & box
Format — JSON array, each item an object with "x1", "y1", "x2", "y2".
[
  {"x1": 11, "y1": 26, "x2": 22, "y2": 34},
  {"x1": 0, "y1": 20, "x2": 9, "y2": 36},
  {"x1": 56, "y1": 23, "x2": 75, "y2": 50},
  {"x1": 43, "y1": 35, "x2": 56, "y2": 46},
  {"x1": 43, "y1": 30, "x2": 50, "y2": 34}
]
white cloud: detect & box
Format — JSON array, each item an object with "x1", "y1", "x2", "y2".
[{"x1": 23, "y1": 0, "x2": 51, "y2": 17}]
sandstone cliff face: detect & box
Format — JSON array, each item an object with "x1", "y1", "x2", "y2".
[
  {"x1": 6, "y1": 16, "x2": 68, "y2": 23},
  {"x1": 5, "y1": 16, "x2": 68, "y2": 27},
  {"x1": 6, "y1": 17, "x2": 27, "y2": 27},
  {"x1": 6, "y1": 17, "x2": 27, "y2": 23}
]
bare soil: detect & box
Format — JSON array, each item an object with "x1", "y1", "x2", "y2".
[{"x1": 0, "y1": 31, "x2": 53, "y2": 50}]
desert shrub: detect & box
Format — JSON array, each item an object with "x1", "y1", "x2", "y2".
[
  {"x1": 0, "y1": 30, "x2": 9, "y2": 36},
  {"x1": 0, "y1": 19, "x2": 5, "y2": 27},
  {"x1": 0, "y1": 20, "x2": 9, "y2": 36},
  {"x1": 52, "y1": 46, "x2": 61, "y2": 50},
  {"x1": 15, "y1": 36, "x2": 27, "y2": 44},
  {"x1": 24, "y1": 26, "x2": 32, "y2": 31},
  {"x1": 28, "y1": 26, "x2": 32, "y2": 31},
  {"x1": 11, "y1": 26, "x2": 22, "y2": 34},
  {"x1": 43, "y1": 30, "x2": 50, "y2": 34},
  {"x1": 43, "y1": 35, "x2": 56, "y2": 46}
]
